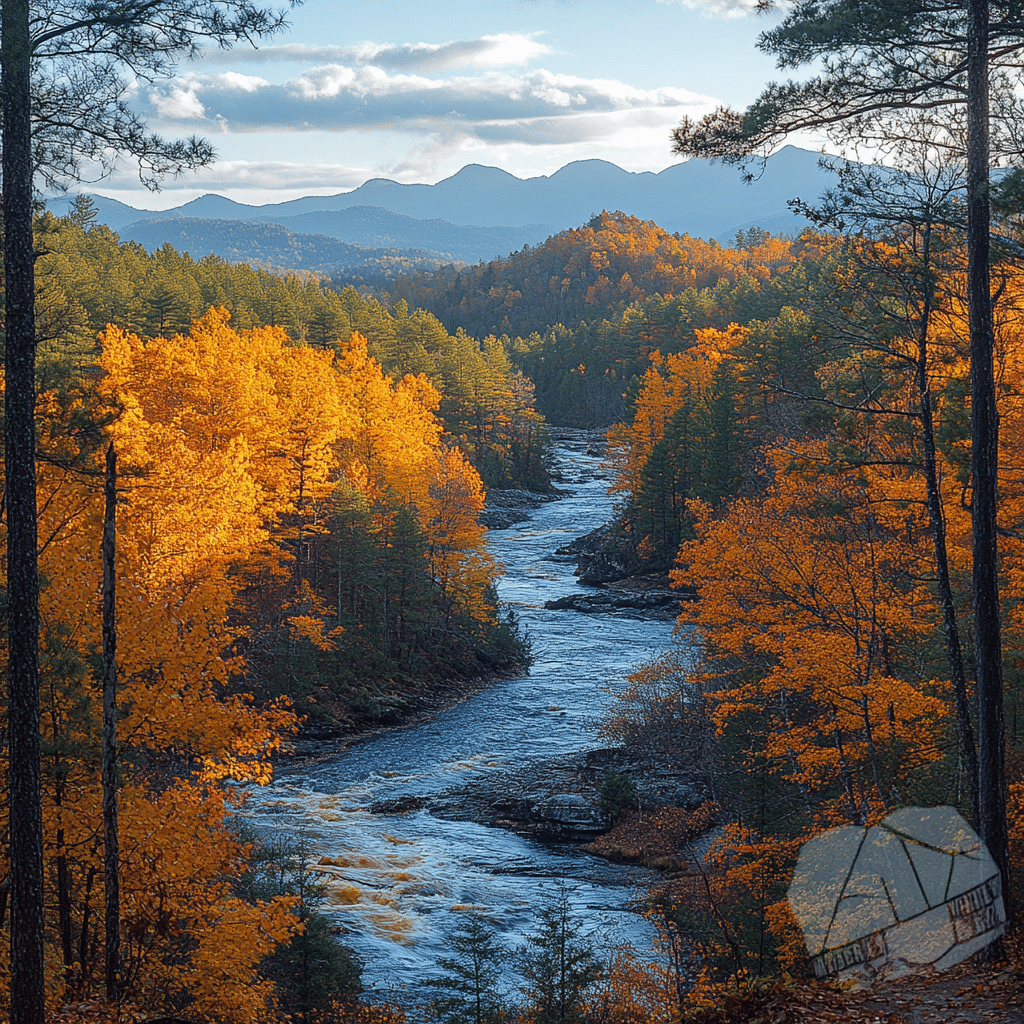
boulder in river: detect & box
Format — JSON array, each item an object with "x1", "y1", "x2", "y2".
[
  {"x1": 544, "y1": 590, "x2": 680, "y2": 618},
  {"x1": 532, "y1": 792, "x2": 609, "y2": 831}
]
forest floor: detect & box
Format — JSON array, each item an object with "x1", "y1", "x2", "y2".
[
  {"x1": 590, "y1": 810, "x2": 1024, "y2": 1022},
  {"x1": 763, "y1": 962, "x2": 1023, "y2": 1023}
]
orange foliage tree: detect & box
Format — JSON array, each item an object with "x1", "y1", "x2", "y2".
[
  {"x1": 0, "y1": 306, "x2": 509, "y2": 1018},
  {"x1": 603, "y1": 239, "x2": 1024, "y2": 987},
  {"x1": 0, "y1": 313, "x2": 304, "y2": 1019}
]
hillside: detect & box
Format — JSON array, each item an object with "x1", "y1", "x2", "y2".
[
  {"x1": 116, "y1": 207, "x2": 556, "y2": 267},
  {"x1": 375, "y1": 212, "x2": 798, "y2": 339},
  {"x1": 121, "y1": 216, "x2": 458, "y2": 275},
  {"x1": 267, "y1": 207, "x2": 554, "y2": 264}
]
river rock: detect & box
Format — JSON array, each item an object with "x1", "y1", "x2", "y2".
[
  {"x1": 544, "y1": 590, "x2": 680, "y2": 618},
  {"x1": 577, "y1": 552, "x2": 633, "y2": 585},
  {"x1": 532, "y1": 793, "x2": 608, "y2": 830},
  {"x1": 553, "y1": 521, "x2": 644, "y2": 584},
  {"x1": 480, "y1": 488, "x2": 557, "y2": 529}
]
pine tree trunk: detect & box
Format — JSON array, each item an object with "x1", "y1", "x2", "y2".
[
  {"x1": 102, "y1": 442, "x2": 120, "y2": 1003},
  {"x1": 2, "y1": 0, "x2": 45, "y2": 1019},
  {"x1": 914, "y1": 239, "x2": 979, "y2": 823},
  {"x1": 967, "y1": 0, "x2": 1012, "y2": 924}
]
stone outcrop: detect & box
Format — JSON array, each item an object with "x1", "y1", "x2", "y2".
[
  {"x1": 532, "y1": 792, "x2": 608, "y2": 830},
  {"x1": 480, "y1": 488, "x2": 558, "y2": 529},
  {"x1": 369, "y1": 746, "x2": 701, "y2": 842},
  {"x1": 544, "y1": 590, "x2": 679, "y2": 617},
  {"x1": 553, "y1": 522, "x2": 639, "y2": 584}
]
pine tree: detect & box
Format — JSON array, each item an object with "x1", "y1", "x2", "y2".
[
  {"x1": 425, "y1": 912, "x2": 508, "y2": 1024},
  {"x1": 671, "y1": 0, "x2": 1017, "y2": 922},
  {"x1": 242, "y1": 836, "x2": 362, "y2": 1024},
  {"x1": 518, "y1": 890, "x2": 602, "y2": 1024}
]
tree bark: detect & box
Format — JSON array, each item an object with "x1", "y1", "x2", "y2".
[
  {"x1": 913, "y1": 227, "x2": 979, "y2": 824},
  {"x1": 967, "y1": 0, "x2": 1011, "y2": 924},
  {"x1": 102, "y1": 441, "x2": 120, "y2": 1004},
  {"x1": 2, "y1": 0, "x2": 45, "y2": 1019}
]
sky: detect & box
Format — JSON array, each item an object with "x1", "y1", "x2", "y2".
[{"x1": 85, "y1": 0, "x2": 805, "y2": 210}]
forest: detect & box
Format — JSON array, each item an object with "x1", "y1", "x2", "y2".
[
  {"x1": 8, "y1": 0, "x2": 1024, "y2": 1018},
  {"x1": 598, "y1": 219, "x2": 1024, "y2": 999},
  {"x1": 7, "y1": 157, "x2": 1024, "y2": 1019},
  {"x1": 6, "y1": 98, "x2": 1024, "y2": 1024},
  {"x1": 0, "y1": 197, "x2": 555, "y2": 1019}
]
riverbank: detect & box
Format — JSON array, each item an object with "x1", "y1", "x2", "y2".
[
  {"x1": 276, "y1": 662, "x2": 530, "y2": 761},
  {"x1": 274, "y1": 485, "x2": 559, "y2": 753},
  {"x1": 480, "y1": 486, "x2": 560, "y2": 529},
  {"x1": 279, "y1": 475, "x2": 682, "y2": 757}
]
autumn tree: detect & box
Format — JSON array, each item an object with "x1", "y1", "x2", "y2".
[
  {"x1": 670, "y1": 0, "x2": 1024, "y2": 922},
  {"x1": 0, "y1": 329, "x2": 303, "y2": 1017},
  {"x1": 637, "y1": 453, "x2": 958, "y2": 984},
  {"x1": 607, "y1": 325, "x2": 756, "y2": 569},
  {"x1": 786, "y1": 165, "x2": 983, "y2": 822},
  {"x1": 2, "y1": 5, "x2": 298, "y2": 1019},
  {"x1": 31, "y1": 215, "x2": 553, "y2": 489}
]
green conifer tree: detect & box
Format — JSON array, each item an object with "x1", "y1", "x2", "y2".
[
  {"x1": 517, "y1": 889, "x2": 601, "y2": 1024},
  {"x1": 425, "y1": 912, "x2": 508, "y2": 1024}
]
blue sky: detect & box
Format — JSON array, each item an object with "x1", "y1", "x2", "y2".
[{"x1": 93, "y1": 0, "x2": 798, "y2": 208}]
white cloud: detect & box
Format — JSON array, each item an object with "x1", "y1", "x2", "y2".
[
  {"x1": 656, "y1": 0, "x2": 762, "y2": 18},
  {"x1": 75, "y1": 102, "x2": 710, "y2": 209},
  {"x1": 151, "y1": 83, "x2": 207, "y2": 120},
  {"x1": 218, "y1": 71, "x2": 269, "y2": 92},
  {"x1": 142, "y1": 65, "x2": 714, "y2": 140},
  {"x1": 196, "y1": 33, "x2": 553, "y2": 71}
]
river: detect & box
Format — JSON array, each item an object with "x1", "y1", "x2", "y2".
[{"x1": 241, "y1": 430, "x2": 682, "y2": 1006}]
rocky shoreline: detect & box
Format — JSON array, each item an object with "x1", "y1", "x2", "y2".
[
  {"x1": 544, "y1": 587, "x2": 680, "y2": 618},
  {"x1": 543, "y1": 520, "x2": 696, "y2": 618},
  {"x1": 479, "y1": 486, "x2": 560, "y2": 529},
  {"x1": 276, "y1": 664, "x2": 527, "y2": 760},
  {"x1": 370, "y1": 745, "x2": 700, "y2": 843}
]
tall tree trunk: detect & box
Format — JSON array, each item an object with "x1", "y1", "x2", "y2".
[
  {"x1": 102, "y1": 441, "x2": 120, "y2": 1003},
  {"x1": 56, "y1": 813, "x2": 75, "y2": 986},
  {"x1": 78, "y1": 863, "x2": 97, "y2": 994},
  {"x1": 2, "y1": 0, "x2": 45, "y2": 1020},
  {"x1": 967, "y1": 0, "x2": 1011, "y2": 923},
  {"x1": 913, "y1": 229, "x2": 979, "y2": 823}
]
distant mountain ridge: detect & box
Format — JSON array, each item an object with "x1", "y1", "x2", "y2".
[
  {"x1": 121, "y1": 207, "x2": 557, "y2": 267},
  {"x1": 119, "y1": 217, "x2": 458, "y2": 275},
  {"x1": 51, "y1": 147, "x2": 843, "y2": 272}
]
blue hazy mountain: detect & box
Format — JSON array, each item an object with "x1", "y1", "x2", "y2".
[{"x1": 54, "y1": 146, "x2": 842, "y2": 269}]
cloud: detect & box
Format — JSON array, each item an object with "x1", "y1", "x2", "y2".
[
  {"x1": 198, "y1": 33, "x2": 553, "y2": 71},
  {"x1": 78, "y1": 158, "x2": 374, "y2": 208},
  {"x1": 656, "y1": 0, "x2": 762, "y2": 18},
  {"x1": 143, "y1": 65, "x2": 714, "y2": 143},
  {"x1": 163, "y1": 159, "x2": 371, "y2": 191}
]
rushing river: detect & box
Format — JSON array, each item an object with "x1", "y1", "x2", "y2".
[{"x1": 242, "y1": 430, "x2": 681, "y2": 1004}]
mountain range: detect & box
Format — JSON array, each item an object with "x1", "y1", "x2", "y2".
[{"x1": 52, "y1": 146, "x2": 843, "y2": 272}]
